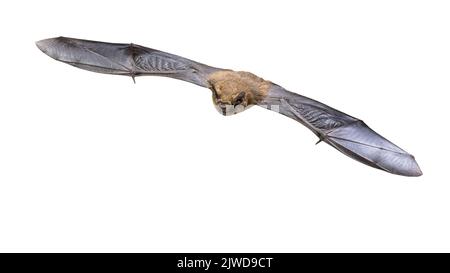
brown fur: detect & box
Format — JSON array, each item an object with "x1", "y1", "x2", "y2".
[{"x1": 208, "y1": 70, "x2": 271, "y2": 106}]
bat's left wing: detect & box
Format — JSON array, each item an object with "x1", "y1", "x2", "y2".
[{"x1": 259, "y1": 84, "x2": 422, "y2": 176}]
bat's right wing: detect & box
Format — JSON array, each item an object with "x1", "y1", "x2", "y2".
[
  {"x1": 259, "y1": 85, "x2": 422, "y2": 177},
  {"x1": 36, "y1": 37, "x2": 220, "y2": 87}
]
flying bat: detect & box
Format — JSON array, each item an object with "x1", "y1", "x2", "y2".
[{"x1": 36, "y1": 37, "x2": 422, "y2": 177}]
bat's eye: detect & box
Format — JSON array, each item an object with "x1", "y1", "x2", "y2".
[{"x1": 233, "y1": 92, "x2": 245, "y2": 106}]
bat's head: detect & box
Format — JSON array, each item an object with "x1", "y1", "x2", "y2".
[
  {"x1": 212, "y1": 90, "x2": 251, "y2": 116},
  {"x1": 208, "y1": 70, "x2": 271, "y2": 116}
]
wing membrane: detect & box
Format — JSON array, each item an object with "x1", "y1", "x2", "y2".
[
  {"x1": 36, "y1": 37, "x2": 218, "y2": 87},
  {"x1": 260, "y1": 85, "x2": 422, "y2": 176}
]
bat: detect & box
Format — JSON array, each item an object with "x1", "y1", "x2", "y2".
[{"x1": 36, "y1": 37, "x2": 422, "y2": 177}]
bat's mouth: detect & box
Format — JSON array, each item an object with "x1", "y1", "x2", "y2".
[{"x1": 214, "y1": 103, "x2": 247, "y2": 116}]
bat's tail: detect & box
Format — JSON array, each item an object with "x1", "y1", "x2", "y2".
[{"x1": 36, "y1": 37, "x2": 218, "y2": 87}]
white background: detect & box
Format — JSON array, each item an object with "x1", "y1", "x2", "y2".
[{"x1": 1, "y1": 0, "x2": 449, "y2": 252}]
